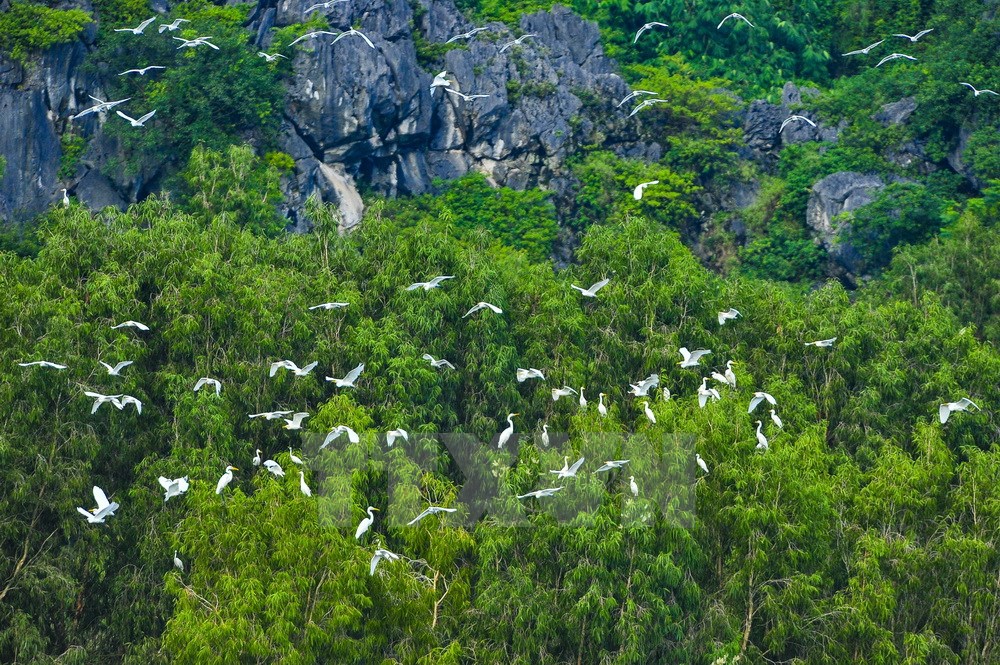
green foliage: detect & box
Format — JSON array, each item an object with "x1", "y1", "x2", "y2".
[
  {"x1": 0, "y1": 2, "x2": 92, "y2": 64},
  {"x1": 263, "y1": 151, "x2": 296, "y2": 174},
  {"x1": 58, "y1": 132, "x2": 87, "y2": 181}
]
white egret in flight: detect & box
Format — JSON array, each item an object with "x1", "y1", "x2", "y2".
[
  {"x1": 173, "y1": 36, "x2": 219, "y2": 50},
  {"x1": 629, "y1": 476, "x2": 639, "y2": 497},
  {"x1": 194, "y1": 377, "x2": 222, "y2": 396},
  {"x1": 571, "y1": 277, "x2": 610, "y2": 297},
  {"x1": 112, "y1": 320, "x2": 150, "y2": 331},
  {"x1": 446, "y1": 88, "x2": 490, "y2": 102},
  {"x1": 257, "y1": 52, "x2": 287, "y2": 62},
  {"x1": 370, "y1": 548, "x2": 400, "y2": 575},
  {"x1": 628, "y1": 98, "x2": 668, "y2": 117},
  {"x1": 447, "y1": 27, "x2": 489, "y2": 43},
  {"x1": 299, "y1": 471, "x2": 312, "y2": 497},
  {"x1": 288, "y1": 447, "x2": 304, "y2": 465},
  {"x1": 960, "y1": 83, "x2": 998, "y2": 97},
  {"x1": 249, "y1": 410, "x2": 292, "y2": 420},
  {"x1": 805, "y1": 337, "x2": 837, "y2": 347},
  {"x1": 643, "y1": 400, "x2": 656, "y2": 424},
  {"x1": 321, "y1": 425, "x2": 360, "y2": 448},
  {"x1": 116, "y1": 110, "x2": 156, "y2": 127},
  {"x1": 718, "y1": 12, "x2": 754, "y2": 29},
  {"x1": 516, "y1": 367, "x2": 545, "y2": 382},
  {"x1": 595, "y1": 459, "x2": 629, "y2": 473},
  {"x1": 463, "y1": 302, "x2": 503, "y2": 318},
  {"x1": 158, "y1": 476, "x2": 190, "y2": 502},
  {"x1": 755, "y1": 421, "x2": 769, "y2": 451},
  {"x1": 117, "y1": 395, "x2": 142, "y2": 414},
  {"x1": 629, "y1": 373, "x2": 659, "y2": 397},
  {"x1": 326, "y1": 362, "x2": 365, "y2": 388},
  {"x1": 77, "y1": 486, "x2": 119, "y2": 523},
  {"x1": 19, "y1": 360, "x2": 67, "y2": 370},
  {"x1": 497, "y1": 413, "x2": 518, "y2": 448},
  {"x1": 698, "y1": 378, "x2": 721, "y2": 408},
  {"x1": 305, "y1": 0, "x2": 348, "y2": 12},
  {"x1": 84, "y1": 391, "x2": 122, "y2": 414},
  {"x1": 633, "y1": 22, "x2": 668, "y2": 43},
  {"x1": 263, "y1": 459, "x2": 285, "y2": 477},
  {"x1": 779, "y1": 115, "x2": 816, "y2": 132},
  {"x1": 119, "y1": 66, "x2": 165, "y2": 76},
  {"x1": 939, "y1": 398, "x2": 980, "y2": 424},
  {"x1": 422, "y1": 354, "x2": 456, "y2": 370},
  {"x1": 430, "y1": 71, "x2": 452, "y2": 94},
  {"x1": 215, "y1": 466, "x2": 237, "y2": 494},
  {"x1": 115, "y1": 17, "x2": 156, "y2": 35},
  {"x1": 551, "y1": 386, "x2": 578, "y2": 401},
  {"x1": 309, "y1": 301, "x2": 349, "y2": 310},
  {"x1": 876, "y1": 53, "x2": 917, "y2": 67},
  {"x1": 289, "y1": 30, "x2": 338, "y2": 46},
  {"x1": 633, "y1": 180, "x2": 659, "y2": 200},
  {"x1": 72, "y1": 96, "x2": 132, "y2": 120},
  {"x1": 718, "y1": 308, "x2": 741, "y2": 325},
  {"x1": 499, "y1": 34, "x2": 536, "y2": 53},
  {"x1": 386, "y1": 429, "x2": 408, "y2": 448},
  {"x1": 893, "y1": 29, "x2": 933, "y2": 42},
  {"x1": 332, "y1": 29, "x2": 375, "y2": 49},
  {"x1": 841, "y1": 39, "x2": 884, "y2": 56},
  {"x1": 748, "y1": 392, "x2": 776, "y2": 413},
  {"x1": 616, "y1": 89, "x2": 658, "y2": 108},
  {"x1": 678, "y1": 347, "x2": 712, "y2": 368},
  {"x1": 282, "y1": 412, "x2": 310, "y2": 430},
  {"x1": 770, "y1": 409, "x2": 783, "y2": 429},
  {"x1": 158, "y1": 18, "x2": 189, "y2": 33},
  {"x1": 270, "y1": 360, "x2": 318, "y2": 377},
  {"x1": 356, "y1": 506, "x2": 378, "y2": 539},
  {"x1": 516, "y1": 487, "x2": 563, "y2": 500},
  {"x1": 407, "y1": 275, "x2": 455, "y2": 291},
  {"x1": 550, "y1": 456, "x2": 586, "y2": 479},
  {"x1": 407, "y1": 506, "x2": 457, "y2": 525}
]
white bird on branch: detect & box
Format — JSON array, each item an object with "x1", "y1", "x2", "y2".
[
  {"x1": 698, "y1": 378, "x2": 721, "y2": 409},
  {"x1": 263, "y1": 459, "x2": 285, "y2": 477}
]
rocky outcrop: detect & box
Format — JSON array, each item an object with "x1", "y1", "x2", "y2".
[
  {"x1": 806, "y1": 171, "x2": 886, "y2": 280},
  {"x1": 740, "y1": 82, "x2": 837, "y2": 166},
  {"x1": 873, "y1": 97, "x2": 917, "y2": 127}
]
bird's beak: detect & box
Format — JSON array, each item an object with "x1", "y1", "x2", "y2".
[
  {"x1": 232, "y1": 467, "x2": 239, "y2": 470},
  {"x1": 371, "y1": 507, "x2": 380, "y2": 512},
  {"x1": 512, "y1": 413, "x2": 520, "y2": 416}
]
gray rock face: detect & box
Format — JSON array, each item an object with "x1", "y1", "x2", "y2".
[
  {"x1": 740, "y1": 83, "x2": 835, "y2": 166},
  {"x1": 873, "y1": 97, "x2": 917, "y2": 126},
  {"x1": 806, "y1": 171, "x2": 886, "y2": 278}
]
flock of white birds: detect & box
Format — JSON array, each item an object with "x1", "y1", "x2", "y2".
[{"x1": 48, "y1": 5, "x2": 991, "y2": 575}]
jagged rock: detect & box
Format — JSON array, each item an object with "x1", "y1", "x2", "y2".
[
  {"x1": 741, "y1": 99, "x2": 785, "y2": 158},
  {"x1": 0, "y1": 83, "x2": 61, "y2": 221},
  {"x1": 947, "y1": 125, "x2": 983, "y2": 190},
  {"x1": 806, "y1": 171, "x2": 886, "y2": 278},
  {"x1": 873, "y1": 97, "x2": 917, "y2": 126}
]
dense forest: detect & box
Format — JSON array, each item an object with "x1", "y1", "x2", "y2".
[{"x1": 3, "y1": 0, "x2": 1000, "y2": 663}]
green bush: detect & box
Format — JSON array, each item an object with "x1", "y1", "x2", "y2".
[
  {"x1": 0, "y1": 2, "x2": 91, "y2": 64},
  {"x1": 58, "y1": 133, "x2": 87, "y2": 181}
]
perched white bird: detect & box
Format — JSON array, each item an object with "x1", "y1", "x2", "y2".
[
  {"x1": 748, "y1": 392, "x2": 777, "y2": 413},
  {"x1": 770, "y1": 409, "x2": 783, "y2": 429},
  {"x1": 158, "y1": 476, "x2": 190, "y2": 502},
  {"x1": 355, "y1": 506, "x2": 378, "y2": 539},
  {"x1": 629, "y1": 476, "x2": 639, "y2": 497},
  {"x1": 320, "y1": 425, "x2": 360, "y2": 448},
  {"x1": 407, "y1": 506, "x2": 457, "y2": 525},
  {"x1": 718, "y1": 12, "x2": 754, "y2": 29},
  {"x1": 406, "y1": 275, "x2": 455, "y2": 291},
  {"x1": 551, "y1": 386, "x2": 578, "y2": 401},
  {"x1": 116, "y1": 395, "x2": 142, "y2": 414},
  {"x1": 249, "y1": 410, "x2": 292, "y2": 420},
  {"x1": 309, "y1": 301, "x2": 349, "y2": 310},
  {"x1": 304, "y1": 0, "x2": 348, "y2": 13},
  {"x1": 724, "y1": 361, "x2": 737, "y2": 389},
  {"x1": 215, "y1": 466, "x2": 237, "y2": 494},
  {"x1": 253, "y1": 448, "x2": 262, "y2": 466},
  {"x1": 77, "y1": 486, "x2": 119, "y2": 524},
  {"x1": 628, "y1": 98, "x2": 668, "y2": 117},
  {"x1": 662, "y1": 387, "x2": 672, "y2": 401},
  {"x1": 633, "y1": 22, "x2": 669, "y2": 43},
  {"x1": 755, "y1": 421, "x2": 769, "y2": 451},
  {"x1": 282, "y1": 412, "x2": 310, "y2": 430},
  {"x1": 463, "y1": 301, "x2": 503, "y2": 318},
  {"x1": 678, "y1": 347, "x2": 712, "y2": 368},
  {"x1": 841, "y1": 39, "x2": 884, "y2": 56},
  {"x1": 257, "y1": 52, "x2": 287, "y2": 62},
  {"x1": 516, "y1": 367, "x2": 545, "y2": 382},
  {"x1": 629, "y1": 374, "x2": 659, "y2": 397},
  {"x1": 643, "y1": 400, "x2": 656, "y2": 424},
  {"x1": 550, "y1": 456, "x2": 586, "y2": 479},
  {"x1": 696, "y1": 454, "x2": 709, "y2": 474},
  {"x1": 289, "y1": 30, "x2": 339, "y2": 46},
  {"x1": 595, "y1": 459, "x2": 629, "y2": 473},
  {"x1": 72, "y1": 95, "x2": 131, "y2": 120},
  {"x1": 447, "y1": 27, "x2": 489, "y2": 43},
  {"x1": 193, "y1": 377, "x2": 222, "y2": 396},
  {"x1": 711, "y1": 369, "x2": 735, "y2": 389},
  {"x1": 158, "y1": 18, "x2": 189, "y2": 33},
  {"x1": 370, "y1": 548, "x2": 400, "y2": 575},
  {"x1": 959, "y1": 82, "x2": 998, "y2": 97},
  {"x1": 616, "y1": 89, "x2": 658, "y2": 108},
  {"x1": 634, "y1": 179, "x2": 660, "y2": 202},
  {"x1": 62, "y1": 188, "x2": 70, "y2": 207},
  {"x1": 84, "y1": 391, "x2": 122, "y2": 414},
  {"x1": 598, "y1": 393, "x2": 608, "y2": 417},
  {"x1": 430, "y1": 71, "x2": 452, "y2": 95},
  {"x1": 111, "y1": 320, "x2": 150, "y2": 331},
  {"x1": 270, "y1": 360, "x2": 319, "y2": 377},
  {"x1": 326, "y1": 362, "x2": 365, "y2": 388},
  {"x1": 115, "y1": 17, "x2": 156, "y2": 35},
  {"x1": 263, "y1": 459, "x2": 285, "y2": 477},
  {"x1": 288, "y1": 447, "x2": 304, "y2": 465},
  {"x1": 516, "y1": 486, "x2": 563, "y2": 499},
  {"x1": 779, "y1": 115, "x2": 816, "y2": 132},
  {"x1": 19, "y1": 360, "x2": 67, "y2": 370},
  {"x1": 173, "y1": 551, "x2": 183, "y2": 571},
  {"x1": 579, "y1": 387, "x2": 587, "y2": 410},
  {"x1": 499, "y1": 33, "x2": 536, "y2": 53},
  {"x1": 173, "y1": 36, "x2": 219, "y2": 50},
  {"x1": 299, "y1": 471, "x2": 312, "y2": 497},
  {"x1": 445, "y1": 88, "x2": 490, "y2": 102},
  {"x1": 893, "y1": 29, "x2": 933, "y2": 42},
  {"x1": 939, "y1": 398, "x2": 980, "y2": 424},
  {"x1": 698, "y1": 378, "x2": 721, "y2": 408},
  {"x1": 422, "y1": 353, "x2": 456, "y2": 370},
  {"x1": 718, "y1": 308, "x2": 741, "y2": 325},
  {"x1": 116, "y1": 110, "x2": 156, "y2": 127},
  {"x1": 331, "y1": 29, "x2": 375, "y2": 49},
  {"x1": 805, "y1": 337, "x2": 837, "y2": 347},
  {"x1": 540, "y1": 423, "x2": 550, "y2": 447},
  {"x1": 497, "y1": 413, "x2": 519, "y2": 448},
  {"x1": 386, "y1": 429, "x2": 408, "y2": 448},
  {"x1": 571, "y1": 278, "x2": 610, "y2": 297},
  {"x1": 118, "y1": 65, "x2": 165, "y2": 76},
  {"x1": 876, "y1": 53, "x2": 917, "y2": 67}
]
